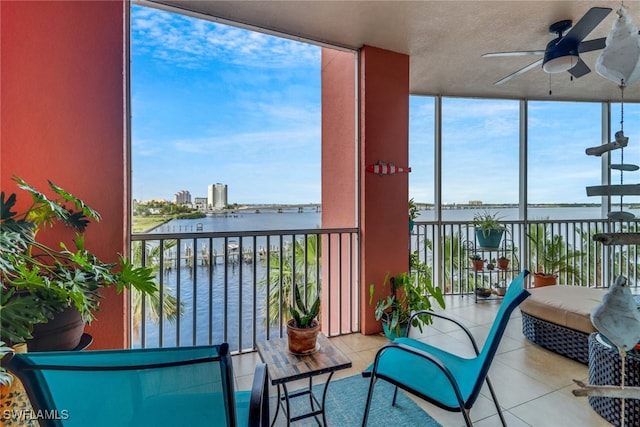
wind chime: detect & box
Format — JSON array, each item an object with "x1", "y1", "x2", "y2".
[
  {"x1": 585, "y1": 4, "x2": 640, "y2": 220},
  {"x1": 609, "y1": 82, "x2": 635, "y2": 221},
  {"x1": 575, "y1": 6, "x2": 640, "y2": 426}
]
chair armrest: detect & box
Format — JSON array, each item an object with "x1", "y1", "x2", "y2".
[
  {"x1": 248, "y1": 363, "x2": 269, "y2": 427},
  {"x1": 408, "y1": 310, "x2": 481, "y2": 355}
]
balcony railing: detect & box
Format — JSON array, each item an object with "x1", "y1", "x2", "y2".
[
  {"x1": 411, "y1": 218, "x2": 640, "y2": 294},
  {"x1": 130, "y1": 227, "x2": 358, "y2": 354},
  {"x1": 129, "y1": 218, "x2": 640, "y2": 354}
]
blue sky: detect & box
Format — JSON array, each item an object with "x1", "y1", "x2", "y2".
[
  {"x1": 131, "y1": 4, "x2": 640, "y2": 206},
  {"x1": 131, "y1": 4, "x2": 321, "y2": 204}
]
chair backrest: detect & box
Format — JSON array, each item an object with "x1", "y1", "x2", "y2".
[
  {"x1": 5, "y1": 343, "x2": 237, "y2": 427},
  {"x1": 469, "y1": 270, "x2": 530, "y2": 404}
]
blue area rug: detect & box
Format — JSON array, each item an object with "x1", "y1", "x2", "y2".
[{"x1": 277, "y1": 374, "x2": 442, "y2": 426}]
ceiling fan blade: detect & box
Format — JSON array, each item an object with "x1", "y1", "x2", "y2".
[
  {"x1": 483, "y1": 50, "x2": 545, "y2": 58},
  {"x1": 495, "y1": 58, "x2": 543, "y2": 85},
  {"x1": 558, "y1": 7, "x2": 612, "y2": 46},
  {"x1": 578, "y1": 37, "x2": 607, "y2": 53},
  {"x1": 568, "y1": 58, "x2": 590, "y2": 78}
]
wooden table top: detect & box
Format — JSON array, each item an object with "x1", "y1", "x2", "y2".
[{"x1": 256, "y1": 334, "x2": 352, "y2": 384}]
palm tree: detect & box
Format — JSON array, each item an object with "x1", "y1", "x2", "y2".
[
  {"x1": 260, "y1": 235, "x2": 320, "y2": 328},
  {"x1": 527, "y1": 223, "x2": 584, "y2": 286},
  {"x1": 130, "y1": 240, "x2": 181, "y2": 337}
]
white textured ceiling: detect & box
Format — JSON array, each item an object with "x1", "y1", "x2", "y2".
[{"x1": 142, "y1": 0, "x2": 640, "y2": 102}]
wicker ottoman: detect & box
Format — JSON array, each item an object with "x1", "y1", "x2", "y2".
[
  {"x1": 588, "y1": 333, "x2": 640, "y2": 426},
  {"x1": 520, "y1": 285, "x2": 607, "y2": 364}
]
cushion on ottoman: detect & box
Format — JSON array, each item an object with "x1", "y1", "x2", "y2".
[
  {"x1": 519, "y1": 285, "x2": 606, "y2": 333},
  {"x1": 520, "y1": 285, "x2": 607, "y2": 363}
]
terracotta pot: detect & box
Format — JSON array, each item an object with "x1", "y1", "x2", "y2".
[
  {"x1": 286, "y1": 319, "x2": 319, "y2": 354},
  {"x1": 532, "y1": 273, "x2": 557, "y2": 288},
  {"x1": 497, "y1": 258, "x2": 510, "y2": 270},
  {"x1": 27, "y1": 306, "x2": 85, "y2": 352},
  {"x1": 471, "y1": 259, "x2": 484, "y2": 271}
]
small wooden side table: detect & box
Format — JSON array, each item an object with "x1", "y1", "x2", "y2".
[{"x1": 256, "y1": 333, "x2": 352, "y2": 426}]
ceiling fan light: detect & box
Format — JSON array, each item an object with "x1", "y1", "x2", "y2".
[{"x1": 543, "y1": 54, "x2": 579, "y2": 73}]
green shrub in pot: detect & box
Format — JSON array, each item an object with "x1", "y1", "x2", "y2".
[{"x1": 0, "y1": 176, "x2": 159, "y2": 349}]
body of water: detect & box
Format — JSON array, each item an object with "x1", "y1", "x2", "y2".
[
  {"x1": 136, "y1": 206, "x2": 626, "y2": 350},
  {"x1": 151, "y1": 205, "x2": 634, "y2": 234}
]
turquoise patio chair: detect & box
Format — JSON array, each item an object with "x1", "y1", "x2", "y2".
[
  {"x1": 362, "y1": 270, "x2": 530, "y2": 427},
  {"x1": 3, "y1": 343, "x2": 268, "y2": 427}
]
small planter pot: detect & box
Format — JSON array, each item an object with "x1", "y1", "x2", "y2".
[
  {"x1": 382, "y1": 317, "x2": 409, "y2": 340},
  {"x1": 497, "y1": 258, "x2": 510, "y2": 270},
  {"x1": 286, "y1": 319, "x2": 320, "y2": 354},
  {"x1": 475, "y1": 288, "x2": 492, "y2": 298},
  {"x1": 475, "y1": 229, "x2": 504, "y2": 249},
  {"x1": 471, "y1": 259, "x2": 484, "y2": 271},
  {"x1": 532, "y1": 273, "x2": 557, "y2": 288}
]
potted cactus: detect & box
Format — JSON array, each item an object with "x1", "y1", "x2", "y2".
[{"x1": 286, "y1": 283, "x2": 320, "y2": 354}]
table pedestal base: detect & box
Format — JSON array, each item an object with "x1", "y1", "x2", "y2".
[{"x1": 588, "y1": 333, "x2": 640, "y2": 426}]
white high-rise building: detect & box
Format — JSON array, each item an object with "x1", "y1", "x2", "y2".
[
  {"x1": 207, "y1": 183, "x2": 228, "y2": 210},
  {"x1": 173, "y1": 190, "x2": 191, "y2": 204}
]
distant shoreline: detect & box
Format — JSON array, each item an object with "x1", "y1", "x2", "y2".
[{"x1": 232, "y1": 202, "x2": 640, "y2": 210}]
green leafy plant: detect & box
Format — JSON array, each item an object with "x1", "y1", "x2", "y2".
[
  {"x1": 289, "y1": 282, "x2": 320, "y2": 328},
  {"x1": 369, "y1": 255, "x2": 446, "y2": 337},
  {"x1": 408, "y1": 198, "x2": 419, "y2": 221},
  {"x1": 260, "y1": 235, "x2": 319, "y2": 327},
  {"x1": 473, "y1": 210, "x2": 506, "y2": 237},
  {"x1": 0, "y1": 177, "x2": 159, "y2": 347},
  {"x1": 527, "y1": 223, "x2": 583, "y2": 284}
]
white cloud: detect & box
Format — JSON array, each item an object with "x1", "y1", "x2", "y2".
[{"x1": 131, "y1": 5, "x2": 319, "y2": 69}]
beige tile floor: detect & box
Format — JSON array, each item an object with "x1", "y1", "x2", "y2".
[{"x1": 233, "y1": 295, "x2": 613, "y2": 427}]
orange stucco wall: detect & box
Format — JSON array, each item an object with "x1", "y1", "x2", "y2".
[
  {"x1": 360, "y1": 46, "x2": 410, "y2": 335},
  {"x1": 321, "y1": 45, "x2": 410, "y2": 335},
  {"x1": 321, "y1": 48, "x2": 357, "y2": 335},
  {"x1": 1, "y1": 1, "x2": 128, "y2": 349}
]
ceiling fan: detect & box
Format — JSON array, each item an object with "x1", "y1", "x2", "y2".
[{"x1": 483, "y1": 7, "x2": 612, "y2": 85}]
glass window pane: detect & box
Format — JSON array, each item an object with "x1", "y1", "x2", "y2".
[
  {"x1": 528, "y1": 101, "x2": 600, "y2": 219},
  {"x1": 409, "y1": 96, "x2": 435, "y2": 221},
  {"x1": 441, "y1": 98, "x2": 519, "y2": 221},
  {"x1": 611, "y1": 101, "x2": 640, "y2": 218}
]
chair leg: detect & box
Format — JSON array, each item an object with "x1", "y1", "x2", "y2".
[
  {"x1": 462, "y1": 408, "x2": 474, "y2": 426},
  {"x1": 484, "y1": 376, "x2": 507, "y2": 427},
  {"x1": 391, "y1": 386, "x2": 399, "y2": 406},
  {"x1": 361, "y1": 376, "x2": 377, "y2": 427}
]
